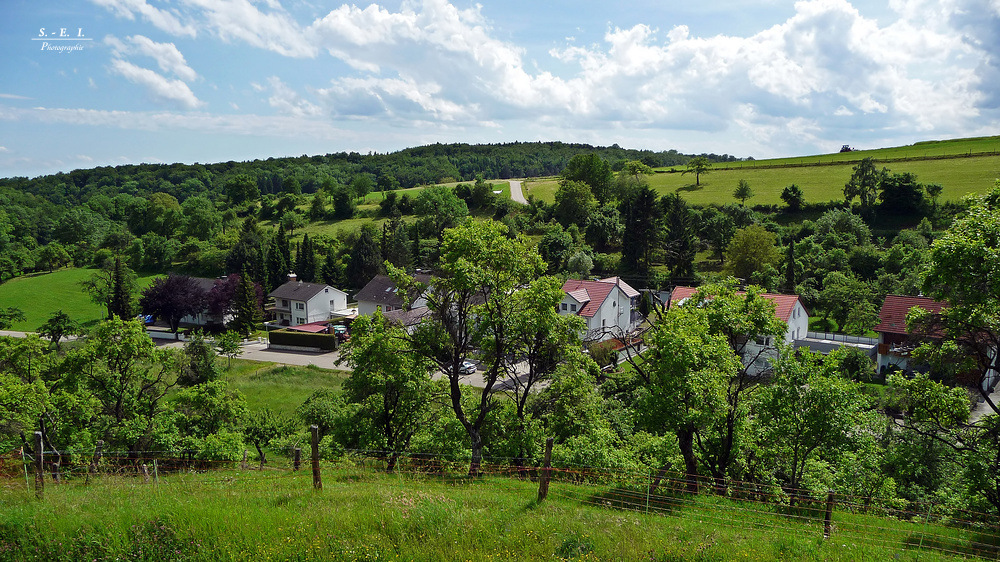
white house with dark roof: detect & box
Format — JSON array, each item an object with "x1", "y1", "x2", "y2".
[
  {"x1": 179, "y1": 276, "x2": 230, "y2": 327},
  {"x1": 268, "y1": 279, "x2": 350, "y2": 326},
  {"x1": 355, "y1": 273, "x2": 432, "y2": 316},
  {"x1": 558, "y1": 277, "x2": 642, "y2": 341}
]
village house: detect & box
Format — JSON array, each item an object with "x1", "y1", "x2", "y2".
[
  {"x1": 355, "y1": 273, "x2": 432, "y2": 316},
  {"x1": 179, "y1": 276, "x2": 233, "y2": 327},
  {"x1": 669, "y1": 286, "x2": 810, "y2": 374},
  {"x1": 268, "y1": 275, "x2": 352, "y2": 326},
  {"x1": 558, "y1": 277, "x2": 642, "y2": 342},
  {"x1": 875, "y1": 294, "x2": 948, "y2": 375}
]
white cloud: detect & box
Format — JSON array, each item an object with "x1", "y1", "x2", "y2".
[
  {"x1": 109, "y1": 59, "x2": 204, "y2": 109},
  {"x1": 264, "y1": 77, "x2": 322, "y2": 117},
  {"x1": 90, "y1": 0, "x2": 197, "y2": 37},
  {"x1": 0, "y1": 93, "x2": 32, "y2": 100},
  {"x1": 180, "y1": 0, "x2": 316, "y2": 57},
  {"x1": 106, "y1": 35, "x2": 199, "y2": 82},
  {"x1": 0, "y1": 146, "x2": 8, "y2": 153}
]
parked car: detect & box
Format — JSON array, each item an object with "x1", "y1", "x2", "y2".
[{"x1": 459, "y1": 360, "x2": 476, "y2": 375}]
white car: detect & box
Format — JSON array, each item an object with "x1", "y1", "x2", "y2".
[{"x1": 459, "y1": 360, "x2": 477, "y2": 375}]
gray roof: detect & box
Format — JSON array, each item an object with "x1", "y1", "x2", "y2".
[
  {"x1": 354, "y1": 273, "x2": 432, "y2": 308},
  {"x1": 269, "y1": 281, "x2": 336, "y2": 301},
  {"x1": 190, "y1": 277, "x2": 220, "y2": 293}
]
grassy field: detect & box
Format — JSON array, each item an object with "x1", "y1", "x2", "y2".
[
  {"x1": 0, "y1": 268, "x2": 159, "y2": 332},
  {"x1": 223, "y1": 359, "x2": 348, "y2": 417},
  {"x1": 524, "y1": 154, "x2": 1000, "y2": 206},
  {"x1": 0, "y1": 466, "x2": 984, "y2": 561},
  {"x1": 707, "y1": 135, "x2": 1000, "y2": 169}
]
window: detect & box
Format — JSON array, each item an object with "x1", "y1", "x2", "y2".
[
  {"x1": 295, "y1": 302, "x2": 305, "y2": 310},
  {"x1": 296, "y1": 317, "x2": 305, "y2": 324},
  {"x1": 561, "y1": 303, "x2": 567, "y2": 311},
  {"x1": 282, "y1": 299, "x2": 288, "y2": 307},
  {"x1": 612, "y1": 301, "x2": 616, "y2": 307},
  {"x1": 385, "y1": 306, "x2": 394, "y2": 312},
  {"x1": 602, "y1": 319, "x2": 606, "y2": 327},
  {"x1": 570, "y1": 304, "x2": 577, "y2": 312}
]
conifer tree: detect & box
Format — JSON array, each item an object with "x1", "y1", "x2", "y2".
[{"x1": 230, "y1": 268, "x2": 263, "y2": 336}]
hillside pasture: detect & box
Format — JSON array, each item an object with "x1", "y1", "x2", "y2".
[
  {"x1": 0, "y1": 268, "x2": 159, "y2": 332},
  {"x1": 523, "y1": 155, "x2": 1000, "y2": 206}
]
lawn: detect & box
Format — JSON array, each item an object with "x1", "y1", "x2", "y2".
[
  {"x1": 223, "y1": 359, "x2": 348, "y2": 417},
  {"x1": 0, "y1": 267, "x2": 159, "y2": 332}
]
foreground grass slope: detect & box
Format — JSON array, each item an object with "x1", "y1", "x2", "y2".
[{"x1": 1, "y1": 467, "x2": 978, "y2": 561}]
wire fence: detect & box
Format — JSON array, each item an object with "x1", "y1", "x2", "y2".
[{"x1": 6, "y1": 443, "x2": 1000, "y2": 560}]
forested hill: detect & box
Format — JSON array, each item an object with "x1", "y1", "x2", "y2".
[{"x1": 0, "y1": 141, "x2": 740, "y2": 206}]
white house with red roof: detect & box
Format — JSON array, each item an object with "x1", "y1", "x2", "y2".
[
  {"x1": 559, "y1": 277, "x2": 642, "y2": 341},
  {"x1": 670, "y1": 286, "x2": 810, "y2": 374}
]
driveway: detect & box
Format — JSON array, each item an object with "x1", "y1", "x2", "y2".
[{"x1": 509, "y1": 179, "x2": 528, "y2": 204}]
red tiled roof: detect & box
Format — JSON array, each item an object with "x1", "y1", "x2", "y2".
[
  {"x1": 561, "y1": 279, "x2": 616, "y2": 318},
  {"x1": 669, "y1": 286, "x2": 802, "y2": 323},
  {"x1": 598, "y1": 277, "x2": 640, "y2": 298},
  {"x1": 875, "y1": 295, "x2": 947, "y2": 335}
]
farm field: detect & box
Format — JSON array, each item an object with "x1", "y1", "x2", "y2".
[
  {"x1": 0, "y1": 466, "x2": 980, "y2": 561},
  {"x1": 710, "y1": 135, "x2": 1000, "y2": 168},
  {"x1": 0, "y1": 268, "x2": 159, "y2": 332},
  {"x1": 524, "y1": 154, "x2": 1000, "y2": 206}
]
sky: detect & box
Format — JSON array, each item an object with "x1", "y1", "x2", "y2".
[{"x1": 1, "y1": 0, "x2": 999, "y2": 178}]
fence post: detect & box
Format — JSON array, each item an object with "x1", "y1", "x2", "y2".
[
  {"x1": 141, "y1": 463, "x2": 150, "y2": 484},
  {"x1": 21, "y1": 447, "x2": 30, "y2": 492},
  {"x1": 310, "y1": 425, "x2": 322, "y2": 490},
  {"x1": 537, "y1": 437, "x2": 554, "y2": 503},
  {"x1": 33, "y1": 431, "x2": 43, "y2": 499},
  {"x1": 293, "y1": 447, "x2": 301, "y2": 471},
  {"x1": 90, "y1": 440, "x2": 104, "y2": 475},
  {"x1": 241, "y1": 449, "x2": 248, "y2": 470},
  {"x1": 823, "y1": 490, "x2": 835, "y2": 538},
  {"x1": 153, "y1": 459, "x2": 159, "y2": 485}
]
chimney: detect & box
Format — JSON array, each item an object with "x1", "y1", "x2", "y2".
[{"x1": 287, "y1": 272, "x2": 297, "y2": 283}]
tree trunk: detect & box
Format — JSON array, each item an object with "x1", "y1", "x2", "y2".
[
  {"x1": 468, "y1": 429, "x2": 483, "y2": 477},
  {"x1": 677, "y1": 427, "x2": 699, "y2": 494}
]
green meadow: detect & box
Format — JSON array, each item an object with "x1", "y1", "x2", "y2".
[
  {"x1": 523, "y1": 138, "x2": 1000, "y2": 206},
  {"x1": 0, "y1": 268, "x2": 159, "y2": 332},
  {"x1": 223, "y1": 360, "x2": 347, "y2": 417},
  {"x1": 1, "y1": 467, "x2": 981, "y2": 561}
]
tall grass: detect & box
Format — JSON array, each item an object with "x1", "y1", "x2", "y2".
[
  {"x1": 223, "y1": 360, "x2": 348, "y2": 416},
  {"x1": 0, "y1": 461, "x2": 986, "y2": 561}
]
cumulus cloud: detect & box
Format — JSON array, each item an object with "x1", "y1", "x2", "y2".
[
  {"x1": 87, "y1": 0, "x2": 1000, "y2": 153},
  {"x1": 109, "y1": 59, "x2": 204, "y2": 109},
  {"x1": 90, "y1": 0, "x2": 196, "y2": 37},
  {"x1": 264, "y1": 77, "x2": 322, "y2": 117},
  {"x1": 107, "y1": 35, "x2": 198, "y2": 82},
  {"x1": 180, "y1": 0, "x2": 316, "y2": 57}
]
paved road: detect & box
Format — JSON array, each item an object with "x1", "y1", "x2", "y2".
[{"x1": 509, "y1": 179, "x2": 528, "y2": 204}]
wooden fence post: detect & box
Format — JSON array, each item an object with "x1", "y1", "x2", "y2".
[
  {"x1": 241, "y1": 449, "x2": 248, "y2": 470},
  {"x1": 293, "y1": 447, "x2": 301, "y2": 471},
  {"x1": 310, "y1": 425, "x2": 322, "y2": 490},
  {"x1": 90, "y1": 440, "x2": 104, "y2": 475},
  {"x1": 142, "y1": 463, "x2": 150, "y2": 484},
  {"x1": 33, "y1": 431, "x2": 43, "y2": 499},
  {"x1": 823, "y1": 490, "x2": 835, "y2": 539},
  {"x1": 537, "y1": 437, "x2": 554, "y2": 503}
]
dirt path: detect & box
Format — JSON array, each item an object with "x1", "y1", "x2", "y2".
[{"x1": 509, "y1": 179, "x2": 527, "y2": 204}]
